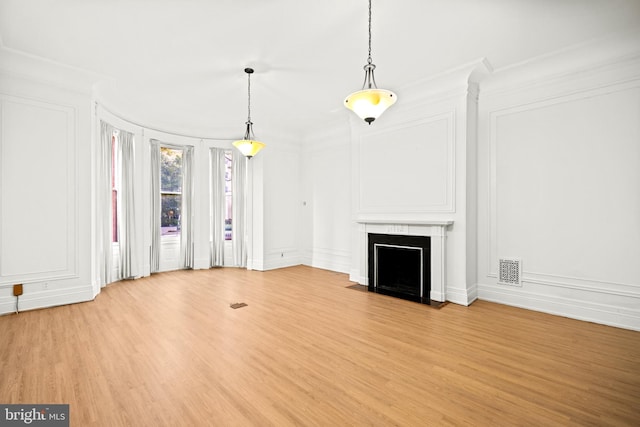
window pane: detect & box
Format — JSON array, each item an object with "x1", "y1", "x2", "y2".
[
  {"x1": 161, "y1": 194, "x2": 181, "y2": 236},
  {"x1": 161, "y1": 147, "x2": 182, "y2": 237},
  {"x1": 112, "y1": 134, "x2": 118, "y2": 243},
  {"x1": 161, "y1": 147, "x2": 182, "y2": 192},
  {"x1": 112, "y1": 189, "x2": 118, "y2": 242}
]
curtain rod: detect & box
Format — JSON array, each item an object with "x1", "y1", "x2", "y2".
[{"x1": 95, "y1": 102, "x2": 235, "y2": 141}]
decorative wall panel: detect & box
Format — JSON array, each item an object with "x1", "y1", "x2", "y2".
[
  {"x1": 0, "y1": 96, "x2": 77, "y2": 283},
  {"x1": 488, "y1": 87, "x2": 640, "y2": 292},
  {"x1": 358, "y1": 113, "x2": 455, "y2": 214}
]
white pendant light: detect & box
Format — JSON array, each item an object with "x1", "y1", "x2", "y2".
[
  {"x1": 233, "y1": 68, "x2": 266, "y2": 158},
  {"x1": 344, "y1": 0, "x2": 397, "y2": 124}
]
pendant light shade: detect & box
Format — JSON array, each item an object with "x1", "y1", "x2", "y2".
[
  {"x1": 344, "y1": 0, "x2": 396, "y2": 124},
  {"x1": 233, "y1": 68, "x2": 265, "y2": 158},
  {"x1": 232, "y1": 139, "x2": 266, "y2": 157},
  {"x1": 344, "y1": 87, "x2": 396, "y2": 124}
]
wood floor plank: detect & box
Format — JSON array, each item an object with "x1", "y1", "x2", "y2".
[{"x1": 1, "y1": 265, "x2": 639, "y2": 426}]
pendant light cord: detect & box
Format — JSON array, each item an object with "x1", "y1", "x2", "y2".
[
  {"x1": 362, "y1": 0, "x2": 377, "y2": 90},
  {"x1": 243, "y1": 68, "x2": 255, "y2": 140},
  {"x1": 247, "y1": 72, "x2": 252, "y2": 124},
  {"x1": 344, "y1": 0, "x2": 397, "y2": 123},
  {"x1": 367, "y1": 0, "x2": 372, "y2": 65}
]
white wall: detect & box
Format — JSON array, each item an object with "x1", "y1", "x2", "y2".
[
  {"x1": 477, "y1": 34, "x2": 640, "y2": 330},
  {"x1": 299, "y1": 118, "x2": 352, "y2": 274},
  {"x1": 259, "y1": 131, "x2": 303, "y2": 271},
  {"x1": 0, "y1": 48, "x2": 96, "y2": 315}
]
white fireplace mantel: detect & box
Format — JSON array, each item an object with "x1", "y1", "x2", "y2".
[
  {"x1": 356, "y1": 220, "x2": 453, "y2": 302},
  {"x1": 356, "y1": 219, "x2": 454, "y2": 226}
]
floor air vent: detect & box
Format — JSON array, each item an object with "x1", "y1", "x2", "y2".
[
  {"x1": 230, "y1": 302, "x2": 248, "y2": 309},
  {"x1": 498, "y1": 258, "x2": 522, "y2": 286}
]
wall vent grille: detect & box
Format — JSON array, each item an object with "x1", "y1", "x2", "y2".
[{"x1": 498, "y1": 258, "x2": 522, "y2": 286}]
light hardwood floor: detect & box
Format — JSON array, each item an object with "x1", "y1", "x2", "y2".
[{"x1": 1, "y1": 266, "x2": 639, "y2": 426}]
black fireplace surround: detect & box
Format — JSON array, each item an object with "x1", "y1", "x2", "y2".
[{"x1": 368, "y1": 233, "x2": 431, "y2": 304}]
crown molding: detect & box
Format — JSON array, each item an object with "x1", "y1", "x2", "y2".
[
  {"x1": 481, "y1": 30, "x2": 640, "y2": 96},
  {"x1": 0, "y1": 44, "x2": 105, "y2": 95}
]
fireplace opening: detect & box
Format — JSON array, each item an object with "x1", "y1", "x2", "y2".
[{"x1": 368, "y1": 233, "x2": 431, "y2": 304}]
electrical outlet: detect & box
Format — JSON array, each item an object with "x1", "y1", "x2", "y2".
[
  {"x1": 13, "y1": 284, "x2": 23, "y2": 296},
  {"x1": 43, "y1": 282, "x2": 49, "y2": 290},
  {"x1": 281, "y1": 252, "x2": 284, "y2": 257}
]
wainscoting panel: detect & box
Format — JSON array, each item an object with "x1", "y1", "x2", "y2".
[
  {"x1": 0, "y1": 95, "x2": 78, "y2": 283},
  {"x1": 2, "y1": 285, "x2": 95, "y2": 314},
  {"x1": 306, "y1": 247, "x2": 351, "y2": 274},
  {"x1": 478, "y1": 45, "x2": 640, "y2": 330},
  {"x1": 488, "y1": 86, "x2": 640, "y2": 286},
  {"x1": 357, "y1": 112, "x2": 455, "y2": 214},
  {"x1": 300, "y1": 121, "x2": 352, "y2": 276},
  {"x1": 479, "y1": 282, "x2": 640, "y2": 331},
  {"x1": 263, "y1": 247, "x2": 301, "y2": 271},
  {"x1": 263, "y1": 147, "x2": 301, "y2": 270}
]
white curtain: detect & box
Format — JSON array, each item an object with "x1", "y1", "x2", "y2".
[
  {"x1": 149, "y1": 140, "x2": 161, "y2": 273},
  {"x1": 117, "y1": 130, "x2": 137, "y2": 279},
  {"x1": 210, "y1": 148, "x2": 226, "y2": 267},
  {"x1": 232, "y1": 153, "x2": 248, "y2": 268},
  {"x1": 98, "y1": 121, "x2": 115, "y2": 286},
  {"x1": 180, "y1": 146, "x2": 195, "y2": 269}
]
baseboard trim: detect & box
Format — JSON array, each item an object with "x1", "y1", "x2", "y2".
[
  {"x1": 446, "y1": 283, "x2": 477, "y2": 306},
  {"x1": 479, "y1": 283, "x2": 640, "y2": 331},
  {"x1": 0, "y1": 285, "x2": 95, "y2": 316},
  {"x1": 307, "y1": 259, "x2": 350, "y2": 275}
]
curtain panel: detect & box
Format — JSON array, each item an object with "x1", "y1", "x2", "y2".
[
  {"x1": 232, "y1": 154, "x2": 248, "y2": 268},
  {"x1": 149, "y1": 140, "x2": 161, "y2": 273},
  {"x1": 98, "y1": 121, "x2": 115, "y2": 286},
  {"x1": 117, "y1": 129, "x2": 138, "y2": 279},
  {"x1": 210, "y1": 148, "x2": 226, "y2": 267},
  {"x1": 180, "y1": 146, "x2": 195, "y2": 269}
]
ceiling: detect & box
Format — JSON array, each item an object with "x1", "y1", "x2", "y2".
[{"x1": 1, "y1": 0, "x2": 639, "y2": 139}]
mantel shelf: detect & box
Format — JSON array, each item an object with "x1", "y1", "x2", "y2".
[{"x1": 356, "y1": 219, "x2": 454, "y2": 226}]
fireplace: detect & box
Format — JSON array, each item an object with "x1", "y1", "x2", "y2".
[
  {"x1": 356, "y1": 220, "x2": 452, "y2": 302},
  {"x1": 368, "y1": 233, "x2": 431, "y2": 304}
]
